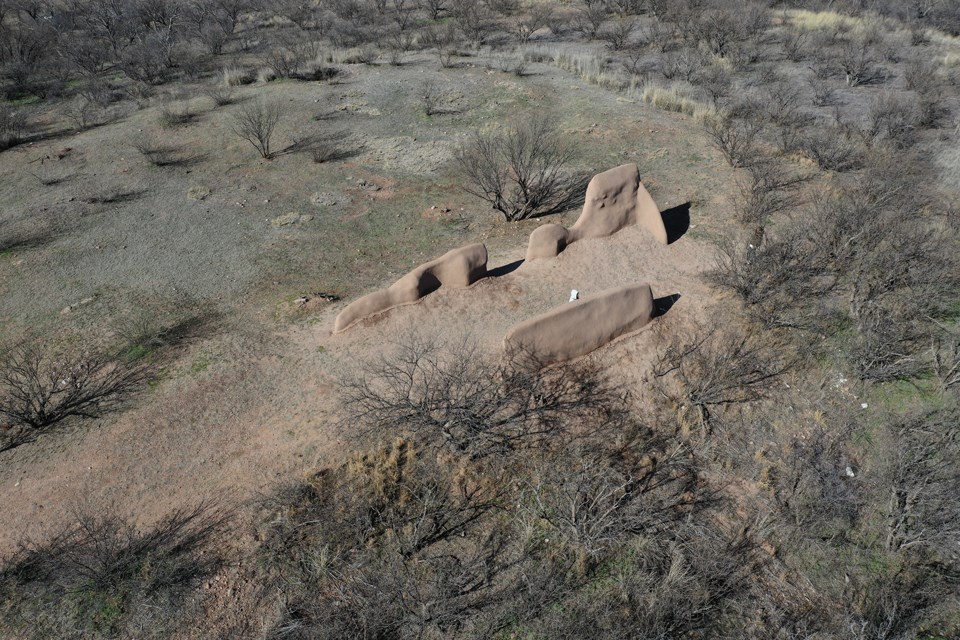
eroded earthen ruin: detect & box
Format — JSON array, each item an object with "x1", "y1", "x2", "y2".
[
  {"x1": 332, "y1": 242, "x2": 488, "y2": 333},
  {"x1": 502, "y1": 283, "x2": 655, "y2": 364},
  {"x1": 332, "y1": 164, "x2": 672, "y2": 345},
  {"x1": 526, "y1": 163, "x2": 667, "y2": 262}
]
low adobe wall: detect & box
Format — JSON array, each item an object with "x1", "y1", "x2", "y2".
[
  {"x1": 503, "y1": 283, "x2": 655, "y2": 364},
  {"x1": 526, "y1": 164, "x2": 667, "y2": 262},
  {"x1": 333, "y1": 243, "x2": 488, "y2": 333}
]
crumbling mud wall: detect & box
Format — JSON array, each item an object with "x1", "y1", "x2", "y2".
[
  {"x1": 332, "y1": 243, "x2": 488, "y2": 333},
  {"x1": 526, "y1": 164, "x2": 667, "y2": 262},
  {"x1": 503, "y1": 283, "x2": 655, "y2": 364}
]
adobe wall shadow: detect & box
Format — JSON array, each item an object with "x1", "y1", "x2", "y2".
[
  {"x1": 660, "y1": 202, "x2": 691, "y2": 244},
  {"x1": 653, "y1": 293, "x2": 681, "y2": 318},
  {"x1": 487, "y1": 259, "x2": 524, "y2": 278}
]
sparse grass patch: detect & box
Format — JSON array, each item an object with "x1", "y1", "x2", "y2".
[
  {"x1": 190, "y1": 354, "x2": 213, "y2": 373},
  {"x1": 157, "y1": 100, "x2": 195, "y2": 128},
  {"x1": 221, "y1": 66, "x2": 255, "y2": 86},
  {"x1": 551, "y1": 50, "x2": 636, "y2": 92},
  {"x1": 187, "y1": 185, "x2": 211, "y2": 201},
  {"x1": 0, "y1": 105, "x2": 27, "y2": 151},
  {"x1": 0, "y1": 503, "x2": 228, "y2": 639},
  {"x1": 641, "y1": 82, "x2": 716, "y2": 122},
  {"x1": 784, "y1": 9, "x2": 883, "y2": 34}
]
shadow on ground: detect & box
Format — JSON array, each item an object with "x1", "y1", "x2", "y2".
[{"x1": 661, "y1": 202, "x2": 690, "y2": 244}]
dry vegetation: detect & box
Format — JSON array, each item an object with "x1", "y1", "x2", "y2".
[{"x1": 2, "y1": 0, "x2": 960, "y2": 637}]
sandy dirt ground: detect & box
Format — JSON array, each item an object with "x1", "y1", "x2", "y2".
[{"x1": 0, "y1": 51, "x2": 736, "y2": 556}]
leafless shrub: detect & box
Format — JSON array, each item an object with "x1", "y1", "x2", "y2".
[
  {"x1": 660, "y1": 47, "x2": 702, "y2": 81},
  {"x1": 420, "y1": 0, "x2": 447, "y2": 21},
  {"x1": 456, "y1": 117, "x2": 583, "y2": 221},
  {"x1": 710, "y1": 226, "x2": 837, "y2": 331},
  {"x1": 492, "y1": 50, "x2": 527, "y2": 76},
  {"x1": 643, "y1": 18, "x2": 675, "y2": 52},
  {"x1": 751, "y1": 401, "x2": 863, "y2": 535},
  {"x1": 204, "y1": 82, "x2": 234, "y2": 106},
  {"x1": 847, "y1": 304, "x2": 929, "y2": 381},
  {"x1": 651, "y1": 320, "x2": 791, "y2": 435},
  {"x1": 119, "y1": 32, "x2": 178, "y2": 86},
  {"x1": 62, "y1": 95, "x2": 109, "y2": 131},
  {"x1": 0, "y1": 105, "x2": 26, "y2": 151},
  {"x1": 733, "y1": 159, "x2": 808, "y2": 228},
  {"x1": 798, "y1": 125, "x2": 865, "y2": 172},
  {"x1": 904, "y1": 56, "x2": 938, "y2": 92},
  {"x1": 522, "y1": 519, "x2": 764, "y2": 638},
  {"x1": 309, "y1": 142, "x2": 335, "y2": 163},
  {"x1": 620, "y1": 44, "x2": 652, "y2": 77},
  {"x1": 808, "y1": 54, "x2": 837, "y2": 81},
  {"x1": 881, "y1": 408, "x2": 960, "y2": 556},
  {"x1": 782, "y1": 30, "x2": 808, "y2": 61},
  {"x1": 0, "y1": 503, "x2": 228, "y2": 638},
  {"x1": 229, "y1": 99, "x2": 282, "y2": 159},
  {"x1": 903, "y1": 56, "x2": 949, "y2": 128},
  {"x1": 609, "y1": 0, "x2": 644, "y2": 16},
  {"x1": 339, "y1": 335, "x2": 623, "y2": 459},
  {"x1": 258, "y1": 438, "x2": 528, "y2": 638},
  {"x1": 866, "y1": 91, "x2": 919, "y2": 147},
  {"x1": 693, "y1": 63, "x2": 731, "y2": 105},
  {"x1": 702, "y1": 112, "x2": 764, "y2": 168},
  {"x1": 157, "y1": 100, "x2": 194, "y2": 127},
  {"x1": 510, "y1": 4, "x2": 550, "y2": 45},
  {"x1": 573, "y1": 2, "x2": 608, "y2": 40},
  {"x1": 600, "y1": 16, "x2": 636, "y2": 50},
  {"x1": 0, "y1": 343, "x2": 151, "y2": 452},
  {"x1": 522, "y1": 438, "x2": 698, "y2": 562},
  {"x1": 258, "y1": 332, "x2": 765, "y2": 638},
  {"x1": 808, "y1": 75, "x2": 839, "y2": 107},
  {"x1": 424, "y1": 22, "x2": 459, "y2": 67},
  {"x1": 419, "y1": 78, "x2": 441, "y2": 115},
  {"x1": 931, "y1": 323, "x2": 960, "y2": 396},
  {"x1": 806, "y1": 156, "x2": 960, "y2": 380},
  {"x1": 450, "y1": 0, "x2": 491, "y2": 45},
  {"x1": 485, "y1": 0, "x2": 518, "y2": 16},
  {"x1": 682, "y1": 5, "x2": 762, "y2": 56},
  {"x1": 837, "y1": 38, "x2": 886, "y2": 87}
]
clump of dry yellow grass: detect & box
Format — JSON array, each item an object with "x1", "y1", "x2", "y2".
[
  {"x1": 783, "y1": 9, "x2": 879, "y2": 33},
  {"x1": 640, "y1": 82, "x2": 716, "y2": 122},
  {"x1": 551, "y1": 51, "x2": 637, "y2": 92}
]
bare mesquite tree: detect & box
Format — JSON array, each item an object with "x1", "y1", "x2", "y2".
[
  {"x1": 456, "y1": 117, "x2": 582, "y2": 221},
  {"x1": 651, "y1": 320, "x2": 791, "y2": 434},
  {"x1": 339, "y1": 335, "x2": 625, "y2": 459},
  {"x1": 0, "y1": 502, "x2": 228, "y2": 638},
  {"x1": 229, "y1": 99, "x2": 282, "y2": 159},
  {"x1": 702, "y1": 111, "x2": 764, "y2": 168},
  {"x1": 882, "y1": 408, "x2": 960, "y2": 556},
  {"x1": 0, "y1": 343, "x2": 150, "y2": 451},
  {"x1": 257, "y1": 332, "x2": 770, "y2": 639}
]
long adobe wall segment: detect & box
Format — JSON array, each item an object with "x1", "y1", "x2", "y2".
[
  {"x1": 333, "y1": 243, "x2": 488, "y2": 333},
  {"x1": 526, "y1": 164, "x2": 667, "y2": 262},
  {"x1": 503, "y1": 283, "x2": 655, "y2": 364}
]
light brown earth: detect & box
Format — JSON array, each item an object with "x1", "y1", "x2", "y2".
[{"x1": 0, "y1": 50, "x2": 730, "y2": 555}]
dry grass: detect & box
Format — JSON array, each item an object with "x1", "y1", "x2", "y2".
[
  {"x1": 640, "y1": 82, "x2": 716, "y2": 122},
  {"x1": 783, "y1": 9, "x2": 884, "y2": 34},
  {"x1": 549, "y1": 50, "x2": 639, "y2": 92},
  {"x1": 937, "y1": 145, "x2": 960, "y2": 191},
  {"x1": 221, "y1": 66, "x2": 254, "y2": 87},
  {"x1": 187, "y1": 185, "x2": 211, "y2": 201}
]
